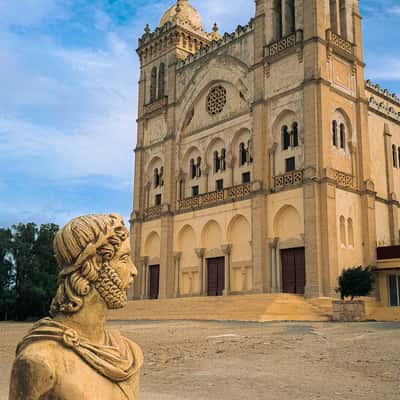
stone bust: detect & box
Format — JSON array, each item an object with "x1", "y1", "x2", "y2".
[{"x1": 9, "y1": 214, "x2": 143, "y2": 400}]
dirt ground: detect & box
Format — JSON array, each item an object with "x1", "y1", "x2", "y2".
[{"x1": 1, "y1": 320, "x2": 399, "y2": 400}]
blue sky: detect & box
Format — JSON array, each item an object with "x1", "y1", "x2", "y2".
[{"x1": 0, "y1": 0, "x2": 399, "y2": 228}]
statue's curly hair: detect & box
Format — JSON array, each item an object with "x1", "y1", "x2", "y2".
[{"x1": 50, "y1": 214, "x2": 129, "y2": 316}]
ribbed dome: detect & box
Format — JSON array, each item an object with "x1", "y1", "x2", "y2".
[{"x1": 159, "y1": 0, "x2": 203, "y2": 31}]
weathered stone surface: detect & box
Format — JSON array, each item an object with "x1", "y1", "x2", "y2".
[
  {"x1": 9, "y1": 214, "x2": 143, "y2": 400},
  {"x1": 332, "y1": 300, "x2": 366, "y2": 322}
]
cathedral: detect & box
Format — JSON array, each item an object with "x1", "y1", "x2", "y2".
[{"x1": 129, "y1": 0, "x2": 400, "y2": 307}]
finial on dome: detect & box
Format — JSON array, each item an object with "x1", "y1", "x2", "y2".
[{"x1": 212, "y1": 22, "x2": 219, "y2": 33}]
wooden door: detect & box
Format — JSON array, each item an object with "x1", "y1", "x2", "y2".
[
  {"x1": 207, "y1": 257, "x2": 225, "y2": 296},
  {"x1": 149, "y1": 265, "x2": 160, "y2": 300},
  {"x1": 281, "y1": 248, "x2": 306, "y2": 295}
]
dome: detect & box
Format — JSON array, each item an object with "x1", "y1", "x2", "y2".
[{"x1": 159, "y1": 0, "x2": 203, "y2": 31}]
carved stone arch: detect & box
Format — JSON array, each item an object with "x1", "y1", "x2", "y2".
[
  {"x1": 333, "y1": 107, "x2": 353, "y2": 142},
  {"x1": 201, "y1": 220, "x2": 223, "y2": 250},
  {"x1": 144, "y1": 231, "x2": 161, "y2": 264},
  {"x1": 271, "y1": 109, "x2": 298, "y2": 144},
  {"x1": 273, "y1": 205, "x2": 303, "y2": 241},
  {"x1": 176, "y1": 56, "x2": 251, "y2": 140},
  {"x1": 206, "y1": 136, "x2": 226, "y2": 170},
  {"x1": 177, "y1": 224, "x2": 197, "y2": 251},
  {"x1": 145, "y1": 155, "x2": 164, "y2": 178}
]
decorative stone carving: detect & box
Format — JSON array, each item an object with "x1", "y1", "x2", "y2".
[
  {"x1": 9, "y1": 214, "x2": 143, "y2": 400},
  {"x1": 207, "y1": 85, "x2": 227, "y2": 115}
]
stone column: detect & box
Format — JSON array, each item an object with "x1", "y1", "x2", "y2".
[
  {"x1": 269, "y1": 144, "x2": 277, "y2": 190},
  {"x1": 270, "y1": 238, "x2": 279, "y2": 293},
  {"x1": 200, "y1": 166, "x2": 209, "y2": 194},
  {"x1": 195, "y1": 248, "x2": 205, "y2": 295},
  {"x1": 141, "y1": 256, "x2": 149, "y2": 300},
  {"x1": 173, "y1": 252, "x2": 182, "y2": 298},
  {"x1": 221, "y1": 244, "x2": 232, "y2": 296}
]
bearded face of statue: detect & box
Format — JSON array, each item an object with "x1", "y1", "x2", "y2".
[{"x1": 95, "y1": 239, "x2": 137, "y2": 309}]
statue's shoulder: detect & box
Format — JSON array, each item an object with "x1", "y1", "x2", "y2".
[
  {"x1": 107, "y1": 328, "x2": 144, "y2": 365},
  {"x1": 10, "y1": 341, "x2": 57, "y2": 399}
]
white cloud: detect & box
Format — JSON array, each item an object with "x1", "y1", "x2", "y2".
[{"x1": 0, "y1": 0, "x2": 69, "y2": 27}]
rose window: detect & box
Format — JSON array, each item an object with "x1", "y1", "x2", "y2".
[{"x1": 207, "y1": 86, "x2": 227, "y2": 115}]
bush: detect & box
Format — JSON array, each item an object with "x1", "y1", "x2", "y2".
[{"x1": 336, "y1": 266, "x2": 374, "y2": 300}]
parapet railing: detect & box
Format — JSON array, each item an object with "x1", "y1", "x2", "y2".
[
  {"x1": 144, "y1": 205, "x2": 162, "y2": 219},
  {"x1": 334, "y1": 170, "x2": 354, "y2": 189},
  {"x1": 273, "y1": 170, "x2": 304, "y2": 190},
  {"x1": 326, "y1": 29, "x2": 353, "y2": 55},
  {"x1": 265, "y1": 30, "x2": 303, "y2": 58},
  {"x1": 176, "y1": 183, "x2": 252, "y2": 212}
]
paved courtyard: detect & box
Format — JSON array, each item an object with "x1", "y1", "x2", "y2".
[{"x1": 1, "y1": 320, "x2": 399, "y2": 399}]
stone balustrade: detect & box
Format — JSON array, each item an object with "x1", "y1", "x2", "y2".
[
  {"x1": 144, "y1": 205, "x2": 162, "y2": 219},
  {"x1": 273, "y1": 170, "x2": 304, "y2": 190},
  {"x1": 326, "y1": 29, "x2": 353, "y2": 55},
  {"x1": 177, "y1": 183, "x2": 252, "y2": 212},
  {"x1": 334, "y1": 170, "x2": 354, "y2": 188},
  {"x1": 265, "y1": 30, "x2": 302, "y2": 58}
]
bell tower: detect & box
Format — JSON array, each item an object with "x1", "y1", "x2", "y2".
[{"x1": 131, "y1": 1, "x2": 219, "y2": 299}]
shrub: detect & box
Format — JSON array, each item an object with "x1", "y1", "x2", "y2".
[{"x1": 336, "y1": 266, "x2": 374, "y2": 300}]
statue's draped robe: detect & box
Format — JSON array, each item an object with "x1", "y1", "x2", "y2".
[{"x1": 17, "y1": 318, "x2": 143, "y2": 400}]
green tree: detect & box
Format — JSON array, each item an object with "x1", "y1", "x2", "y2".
[
  {"x1": 0, "y1": 222, "x2": 59, "y2": 321},
  {"x1": 336, "y1": 266, "x2": 375, "y2": 300},
  {"x1": 0, "y1": 228, "x2": 14, "y2": 320}
]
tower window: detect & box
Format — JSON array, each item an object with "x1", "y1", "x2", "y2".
[
  {"x1": 340, "y1": 215, "x2": 346, "y2": 246},
  {"x1": 292, "y1": 122, "x2": 299, "y2": 147},
  {"x1": 332, "y1": 120, "x2": 338, "y2": 147},
  {"x1": 216, "y1": 179, "x2": 224, "y2": 191},
  {"x1": 239, "y1": 143, "x2": 247, "y2": 166},
  {"x1": 214, "y1": 151, "x2": 220, "y2": 173},
  {"x1": 196, "y1": 157, "x2": 202, "y2": 178},
  {"x1": 340, "y1": 123, "x2": 346, "y2": 149},
  {"x1": 242, "y1": 172, "x2": 251, "y2": 184},
  {"x1": 285, "y1": 157, "x2": 296, "y2": 172},
  {"x1": 158, "y1": 63, "x2": 165, "y2": 99},
  {"x1": 155, "y1": 194, "x2": 162, "y2": 206},
  {"x1": 150, "y1": 66, "x2": 157, "y2": 102},
  {"x1": 282, "y1": 126, "x2": 290, "y2": 150},
  {"x1": 330, "y1": 0, "x2": 339, "y2": 34},
  {"x1": 192, "y1": 186, "x2": 199, "y2": 197},
  {"x1": 190, "y1": 159, "x2": 196, "y2": 179},
  {"x1": 393, "y1": 145, "x2": 398, "y2": 168}
]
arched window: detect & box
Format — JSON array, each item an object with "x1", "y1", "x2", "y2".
[
  {"x1": 340, "y1": 216, "x2": 346, "y2": 246},
  {"x1": 282, "y1": 125, "x2": 290, "y2": 150},
  {"x1": 332, "y1": 120, "x2": 338, "y2": 147},
  {"x1": 196, "y1": 157, "x2": 202, "y2": 178},
  {"x1": 159, "y1": 167, "x2": 164, "y2": 186},
  {"x1": 239, "y1": 143, "x2": 247, "y2": 166},
  {"x1": 220, "y1": 149, "x2": 226, "y2": 171},
  {"x1": 285, "y1": 0, "x2": 295, "y2": 35},
  {"x1": 398, "y1": 147, "x2": 400, "y2": 169},
  {"x1": 150, "y1": 66, "x2": 157, "y2": 102},
  {"x1": 214, "y1": 151, "x2": 220, "y2": 173},
  {"x1": 154, "y1": 168, "x2": 159, "y2": 188},
  {"x1": 330, "y1": 0, "x2": 339, "y2": 34},
  {"x1": 292, "y1": 122, "x2": 299, "y2": 147},
  {"x1": 339, "y1": 0, "x2": 347, "y2": 38},
  {"x1": 393, "y1": 145, "x2": 397, "y2": 168},
  {"x1": 348, "y1": 218, "x2": 354, "y2": 247},
  {"x1": 340, "y1": 123, "x2": 346, "y2": 149},
  {"x1": 158, "y1": 63, "x2": 165, "y2": 99},
  {"x1": 275, "y1": 0, "x2": 283, "y2": 39},
  {"x1": 190, "y1": 159, "x2": 196, "y2": 179}
]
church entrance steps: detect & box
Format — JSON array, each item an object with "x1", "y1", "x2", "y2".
[{"x1": 109, "y1": 294, "x2": 333, "y2": 322}]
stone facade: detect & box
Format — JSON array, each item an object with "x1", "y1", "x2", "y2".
[{"x1": 129, "y1": 0, "x2": 400, "y2": 305}]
